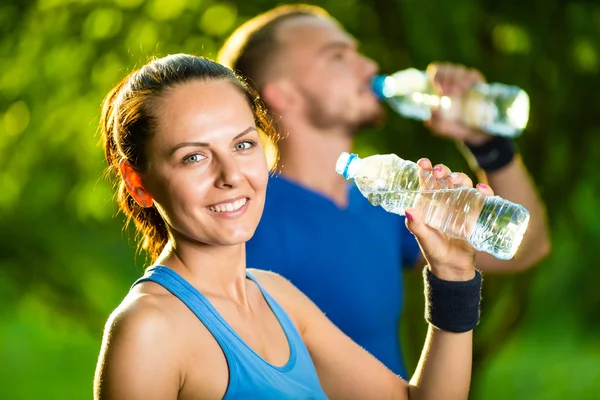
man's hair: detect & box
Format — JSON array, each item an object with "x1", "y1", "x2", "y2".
[{"x1": 217, "y1": 4, "x2": 329, "y2": 92}]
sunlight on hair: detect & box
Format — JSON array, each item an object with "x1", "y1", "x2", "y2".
[{"x1": 258, "y1": 129, "x2": 279, "y2": 171}]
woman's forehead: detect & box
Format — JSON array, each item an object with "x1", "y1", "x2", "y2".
[{"x1": 151, "y1": 80, "x2": 256, "y2": 146}]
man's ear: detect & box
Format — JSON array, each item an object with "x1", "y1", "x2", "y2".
[
  {"x1": 261, "y1": 80, "x2": 300, "y2": 115},
  {"x1": 119, "y1": 161, "x2": 154, "y2": 208}
]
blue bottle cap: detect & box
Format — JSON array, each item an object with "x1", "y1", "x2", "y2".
[
  {"x1": 371, "y1": 75, "x2": 388, "y2": 99},
  {"x1": 335, "y1": 152, "x2": 358, "y2": 179}
]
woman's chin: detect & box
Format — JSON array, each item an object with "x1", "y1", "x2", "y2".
[{"x1": 211, "y1": 229, "x2": 256, "y2": 247}]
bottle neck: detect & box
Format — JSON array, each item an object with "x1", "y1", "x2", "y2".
[
  {"x1": 386, "y1": 69, "x2": 430, "y2": 98},
  {"x1": 345, "y1": 157, "x2": 361, "y2": 179}
]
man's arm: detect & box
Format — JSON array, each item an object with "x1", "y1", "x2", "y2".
[
  {"x1": 409, "y1": 154, "x2": 550, "y2": 272},
  {"x1": 470, "y1": 155, "x2": 550, "y2": 271},
  {"x1": 424, "y1": 62, "x2": 550, "y2": 272}
]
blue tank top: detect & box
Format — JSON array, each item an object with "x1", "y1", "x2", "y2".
[
  {"x1": 133, "y1": 266, "x2": 328, "y2": 399},
  {"x1": 246, "y1": 175, "x2": 421, "y2": 378}
]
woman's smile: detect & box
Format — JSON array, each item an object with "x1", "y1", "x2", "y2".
[{"x1": 206, "y1": 196, "x2": 250, "y2": 217}]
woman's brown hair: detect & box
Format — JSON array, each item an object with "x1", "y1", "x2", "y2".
[{"x1": 99, "y1": 54, "x2": 278, "y2": 260}]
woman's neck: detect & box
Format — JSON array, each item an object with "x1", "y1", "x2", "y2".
[{"x1": 155, "y1": 240, "x2": 251, "y2": 306}]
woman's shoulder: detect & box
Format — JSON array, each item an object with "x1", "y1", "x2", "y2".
[
  {"x1": 247, "y1": 268, "x2": 297, "y2": 302},
  {"x1": 96, "y1": 286, "x2": 185, "y2": 390},
  {"x1": 247, "y1": 268, "x2": 286, "y2": 284},
  {"x1": 105, "y1": 284, "x2": 181, "y2": 347},
  {"x1": 97, "y1": 279, "x2": 233, "y2": 398}
]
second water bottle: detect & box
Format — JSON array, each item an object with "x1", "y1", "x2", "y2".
[
  {"x1": 372, "y1": 68, "x2": 530, "y2": 138},
  {"x1": 336, "y1": 152, "x2": 530, "y2": 260}
]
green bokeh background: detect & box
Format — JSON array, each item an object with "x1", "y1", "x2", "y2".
[{"x1": 1, "y1": 0, "x2": 598, "y2": 398}]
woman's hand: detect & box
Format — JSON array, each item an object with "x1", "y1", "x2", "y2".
[{"x1": 405, "y1": 158, "x2": 494, "y2": 281}]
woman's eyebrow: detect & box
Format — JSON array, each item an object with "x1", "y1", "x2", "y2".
[{"x1": 168, "y1": 126, "x2": 257, "y2": 155}]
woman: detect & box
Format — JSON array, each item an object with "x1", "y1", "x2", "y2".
[{"x1": 94, "y1": 53, "x2": 488, "y2": 399}]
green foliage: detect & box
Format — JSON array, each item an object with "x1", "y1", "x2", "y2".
[{"x1": 1, "y1": 0, "x2": 598, "y2": 398}]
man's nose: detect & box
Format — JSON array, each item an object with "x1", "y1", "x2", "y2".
[{"x1": 360, "y1": 55, "x2": 379, "y2": 78}]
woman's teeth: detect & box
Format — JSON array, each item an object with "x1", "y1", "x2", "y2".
[{"x1": 208, "y1": 198, "x2": 247, "y2": 213}]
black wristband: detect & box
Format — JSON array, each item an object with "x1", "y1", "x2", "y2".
[
  {"x1": 423, "y1": 267, "x2": 482, "y2": 333},
  {"x1": 465, "y1": 136, "x2": 516, "y2": 172}
]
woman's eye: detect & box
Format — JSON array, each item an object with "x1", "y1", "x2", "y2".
[
  {"x1": 235, "y1": 140, "x2": 255, "y2": 151},
  {"x1": 183, "y1": 153, "x2": 205, "y2": 163}
]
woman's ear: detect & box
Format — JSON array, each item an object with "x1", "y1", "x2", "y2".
[{"x1": 119, "y1": 161, "x2": 154, "y2": 208}]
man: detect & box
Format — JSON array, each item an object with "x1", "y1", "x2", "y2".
[{"x1": 218, "y1": 4, "x2": 550, "y2": 379}]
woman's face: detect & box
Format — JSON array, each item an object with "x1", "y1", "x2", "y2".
[{"x1": 142, "y1": 79, "x2": 269, "y2": 247}]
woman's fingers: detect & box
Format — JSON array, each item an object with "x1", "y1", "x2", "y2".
[
  {"x1": 415, "y1": 158, "x2": 494, "y2": 195},
  {"x1": 404, "y1": 207, "x2": 429, "y2": 240},
  {"x1": 448, "y1": 171, "x2": 473, "y2": 188},
  {"x1": 431, "y1": 163, "x2": 452, "y2": 179},
  {"x1": 416, "y1": 158, "x2": 433, "y2": 170},
  {"x1": 475, "y1": 183, "x2": 495, "y2": 197}
]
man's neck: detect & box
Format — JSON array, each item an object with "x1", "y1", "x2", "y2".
[{"x1": 277, "y1": 122, "x2": 354, "y2": 208}]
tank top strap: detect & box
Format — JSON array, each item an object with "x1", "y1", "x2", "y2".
[
  {"x1": 131, "y1": 266, "x2": 328, "y2": 399},
  {"x1": 132, "y1": 266, "x2": 239, "y2": 361},
  {"x1": 245, "y1": 271, "x2": 303, "y2": 344}
]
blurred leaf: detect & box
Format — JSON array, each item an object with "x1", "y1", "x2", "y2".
[
  {"x1": 199, "y1": 3, "x2": 238, "y2": 37},
  {"x1": 492, "y1": 23, "x2": 532, "y2": 55},
  {"x1": 125, "y1": 19, "x2": 160, "y2": 58},
  {"x1": 83, "y1": 8, "x2": 123, "y2": 40},
  {"x1": 571, "y1": 38, "x2": 598, "y2": 73},
  {"x1": 146, "y1": 0, "x2": 188, "y2": 21},
  {"x1": 3, "y1": 100, "x2": 30, "y2": 136},
  {"x1": 113, "y1": 0, "x2": 144, "y2": 9}
]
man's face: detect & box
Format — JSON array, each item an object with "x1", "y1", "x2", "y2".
[{"x1": 275, "y1": 16, "x2": 383, "y2": 134}]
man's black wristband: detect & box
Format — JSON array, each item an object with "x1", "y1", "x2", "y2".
[
  {"x1": 423, "y1": 267, "x2": 482, "y2": 333},
  {"x1": 465, "y1": 136, "x2": 516, "y2": 172}
]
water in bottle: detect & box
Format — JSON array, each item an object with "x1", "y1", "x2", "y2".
[
  {"x1": 335, "y1": 152, "x2": 530, "y2": 260},
  {"x1": 371, "y1": 68, "x2": 530, "y2": 138}
]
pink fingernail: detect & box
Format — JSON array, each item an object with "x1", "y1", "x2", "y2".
[
  {"x1": 405, "y1": 211, "x2": 413, "y2": 221},
  {"x1": 417, "y1": 158, "x2": 428, "y2": 164},
  {"x1": 434, "y1": 166, "x2": 443, "y2": 172},
  {"x1": 479, "y1": 184, "x2": 487, "y2": 188}
]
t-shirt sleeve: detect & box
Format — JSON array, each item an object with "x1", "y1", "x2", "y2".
[
  {"x1": 400, "y1": 217, "x2": 421, "y2": 269},
  {"x1": 246, "y1": 231, "x2": 273, "y2": 271},
  {"x1": 245, "y1": 218, "x2": 282, "y2": 273}
]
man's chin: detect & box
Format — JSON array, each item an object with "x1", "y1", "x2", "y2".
[{"x1": 355, "y1": 106, "x2": 387, "y2": 132}]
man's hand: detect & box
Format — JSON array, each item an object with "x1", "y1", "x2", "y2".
[{"x1": 424, "y1": 62, "x2": 492, "y2": 146}]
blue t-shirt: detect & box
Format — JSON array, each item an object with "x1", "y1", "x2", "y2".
[{"x1": 246, "y1": 175, "x2": 421, "y2": 378}]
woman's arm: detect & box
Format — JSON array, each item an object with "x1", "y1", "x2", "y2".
[
  {"x1": 257, "y1": 163, "x2": 484, "y2": 400},
  {"x1": 259, "y1": 267, "x2": 474, "y2": 400},
  {"x1": 94, "y1": 296, "x2": 182, "y2": 400}
]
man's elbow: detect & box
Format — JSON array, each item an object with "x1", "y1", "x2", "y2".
[{"x1": 515, "y1": 236, "x2": 551, "y2": 272}]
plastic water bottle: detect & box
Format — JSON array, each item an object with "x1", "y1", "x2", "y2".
[
  {"x1": 372, "y1": 68, "x2": 530, "y2": 138},
  {"x1": 335, "y1": 152, "x2": 530, "y2": 260}
]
